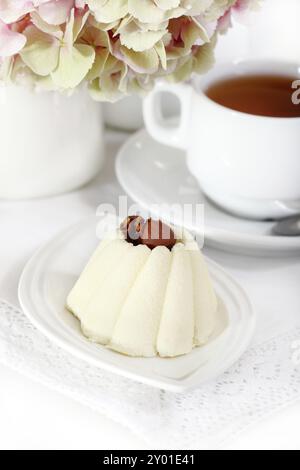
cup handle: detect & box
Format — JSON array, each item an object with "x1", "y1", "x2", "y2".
[{"x1": 143, "y1": 82, "x2": 193, "y2": 151}]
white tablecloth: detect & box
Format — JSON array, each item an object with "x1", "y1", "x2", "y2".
[{"x1": 1, "y1": 130, "x2": 300, "y2": 450}]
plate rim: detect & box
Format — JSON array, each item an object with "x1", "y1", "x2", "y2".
[
  {"x1": 115, "y1": 128, "x2": 300, "y2": 254},
  {"x1": 18, "y1": 216, "x2": 256, "y2": 393}
]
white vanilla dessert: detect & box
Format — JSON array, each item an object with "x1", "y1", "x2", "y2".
[{"x1": 67, "y1": 217, "x2": 218, "y2": 358}]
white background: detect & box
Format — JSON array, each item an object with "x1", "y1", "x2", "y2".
[{"x1": 1, "y1": 0, "x2": 300, "y2": 450}]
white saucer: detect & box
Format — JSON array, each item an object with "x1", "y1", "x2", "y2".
[
  {"x1": 116, "y1": 129, "x2": 300, "y2": 257},
  {"x1": 18, "y1": 215, "x2": 256, "y2": 393}
]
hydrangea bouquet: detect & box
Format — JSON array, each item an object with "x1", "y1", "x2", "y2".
[{"x1": 0, "y1": 0, "x2": 257, "y2": 102}]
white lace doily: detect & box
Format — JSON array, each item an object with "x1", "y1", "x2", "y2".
[{"x1": 1, "y1": 299, "x2": 300, "y2": 449}]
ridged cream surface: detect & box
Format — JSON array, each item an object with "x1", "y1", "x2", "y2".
[
  {"x1": 111, "y1": 246, "x2": 172, "y2": 357},
  {"x1": 67, "y1": 229, "x2": 218, "y2": 357}
]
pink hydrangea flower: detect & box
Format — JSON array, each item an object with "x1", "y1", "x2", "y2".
[{"x1": 0, "y1": 0, "x2": 258, "y2": 101}]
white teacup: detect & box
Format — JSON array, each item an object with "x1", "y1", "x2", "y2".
[{"x1": 143, "y1": 61, "x2": 300, "y2": 220}]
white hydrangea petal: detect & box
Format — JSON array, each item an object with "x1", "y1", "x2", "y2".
[
  {"x1": 0, "y1": 56, "x2": 13, "y2": 81},
  {"x1": 204, "y1": 0, "x2": 236, "y2": 21},
  {"x1": 52, "y1": 43, "x2": 95, "y2": 88},
  {"x1": 182, "y1": 18, "x2": 210, "y2": 48},
  {"x1": 155, "y1": 40, "x2": 167, "y2": 69},
  {"x1": 193, "y1": 36, "x2": 216, "y2": 73},
  {"x1": 167, "y1": 55, "x2": 193, "y2": 82},
  {"x1": 128, "y1": 0, "x2": 184, "y2": 24},
  {"x1": 181, "y1": 0, "x2": 214, "y2": 16},
  {"x1": 120, "y1": 22, "x2": 166, "y2": 52},
  {"x1": 118, "y1": 43, "x2": 160, "y2": 74},
  {"x1": 89, "y1": 76, "x2": 121, "y2": 102},
  {"x1": 89, "y1": 15, "x2": 120, "y2": 32},
  {"x1": 73, "y1": 10, "x2": 90, "y2": 41},
  {"x1": 63, "y1": 7, "x2": 75, "y2": 49},
  {"x1": 82, "y1": 26, "x2": 110, "y2": 49},
  {"x1": 154, "y1": 0, "x2": 181, "y2": 10},
  {"x1": 86, "y1": 48, "x2": 109, "y2": 80},
  {"x1": 89, "y1": 61, "x2": 127, "y2": 102},
  {"x1": 20, "y1": 25, "x2": 60, "y2": 76},
  {"x1": 127, "y1": 74, "x2": 153, "y2": 95},
  {"x1": 30, "y1": 12, "x2": 63, "y2": 38},
  {"x1": 138, "y1": 19, "x2": 169, "y2": 32},
  {"x1": 88, "y1": 0, "x2": 128, "y2": 23}
]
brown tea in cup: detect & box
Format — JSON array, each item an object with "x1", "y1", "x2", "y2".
[{"x1": 205, "y1": 75, "x2": 300, "y2": 118}]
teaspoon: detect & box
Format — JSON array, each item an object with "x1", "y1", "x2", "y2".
[{"x1": 272, "y1": 215, "x2": 300, "y2": 237}]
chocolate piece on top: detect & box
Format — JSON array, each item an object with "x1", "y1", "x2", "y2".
[
  {"x1": 120, "y1": 216, "x2": 145, "y2": 245},
  {"x1": 140, "y1": 219, "x2": 176, "y2": 250},
  {"x1": 120, "y1": 216, "x2": 176, "y2": 250}
]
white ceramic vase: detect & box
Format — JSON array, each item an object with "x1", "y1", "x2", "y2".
[
  {"x1": 0, "y1": 86, "x2": 104, "y2": 200},
  {"x1": 103, "y1": 95, "x2": 144, "y2": 132}
]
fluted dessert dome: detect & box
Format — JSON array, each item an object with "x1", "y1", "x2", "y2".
[{"x1": 67, "y1": 217, "x2": 218, "y2": 358}]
